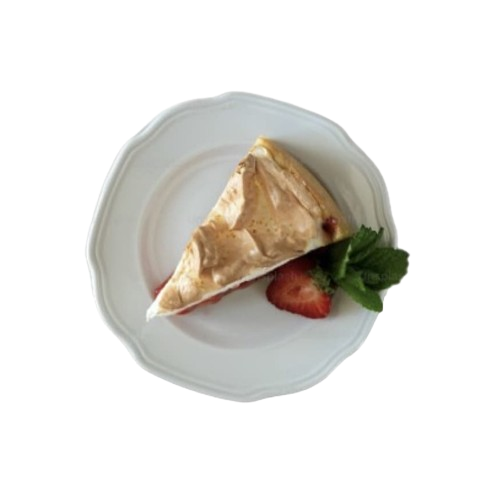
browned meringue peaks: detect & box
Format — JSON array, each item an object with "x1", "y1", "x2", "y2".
[{"x1": 147, "y1": 137, "x2": 351, "y2": 319}]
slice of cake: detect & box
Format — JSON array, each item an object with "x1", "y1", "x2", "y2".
[{"x1": 147, "y1": 137, "x2": 351, "y2": 319}]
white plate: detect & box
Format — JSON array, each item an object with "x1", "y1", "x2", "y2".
[{"x1": 87, "y1": 92, "x2": 397, "y2": 401}]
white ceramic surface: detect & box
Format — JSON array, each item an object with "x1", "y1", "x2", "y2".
[{"x1": 87, "y1": 92, "x2": 397, "y2": 401}]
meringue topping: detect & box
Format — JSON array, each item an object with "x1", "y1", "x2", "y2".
[{"x1": 147, "y1": 137, "x2": 351, "y2": 319}]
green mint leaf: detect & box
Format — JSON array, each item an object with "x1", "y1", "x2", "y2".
[
  {"x1": 359, "y1": 269, "x2": 385, "y2": 287},
  {"x1": 309, "y1": 266, "x2": 336, "y2": 295},
  {"x1": 349, "y1": 226, "x2": 384, "y2": 264},
  {"x1": 321, "y1": 226, "x2": 384, "y2": 279},
  {"x1": 356, "y1": 248, "x2": 409, "y2": 290},
  {"x1": 340, "y1": 268, "x2": 366, "y2": 290},
  {"x1": 315, "y1": 225, "x2": 409, "y2": 313},
  {"x1": 326, "y1": 238, "x2": 352, "y2": 280},
  {"x1": 338, "y1": 270, "x2": 384, "y2": 312}
]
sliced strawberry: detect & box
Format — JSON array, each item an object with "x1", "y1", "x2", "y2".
[{"x1": 265, "y1": 256, "x2": 332, "y2": 319}]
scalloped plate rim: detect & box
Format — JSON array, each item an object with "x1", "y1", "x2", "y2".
[{"x1": 86, "y1": 91, "x2": 396, "y2": 401}]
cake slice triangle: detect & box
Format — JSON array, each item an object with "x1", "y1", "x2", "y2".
[{"x1": 147, "y1": 137, "x2": 351, "y2": 319}]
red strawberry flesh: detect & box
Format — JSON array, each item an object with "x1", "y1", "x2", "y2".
[{"x1": 265, "y1": 256, "x2": 332, "y2": 319}]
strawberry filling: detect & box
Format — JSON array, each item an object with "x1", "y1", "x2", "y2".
[
  {"x1": 152, "y1": 276, "x2": 260, "y2": 315},
  {"x1": 322, "y1": 216, "x2": 337, "y2": 237},
  {"x1": 152, "y1": 274, "x2": 172, "y2": 299}
]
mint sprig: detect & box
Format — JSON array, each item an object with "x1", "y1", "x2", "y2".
[
  {"x1": 311, "y1": 225, "x2": 409, "y2": 312},
  {"x1": 337, "y1": 269, "x2": 384, "y2": 312}
]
